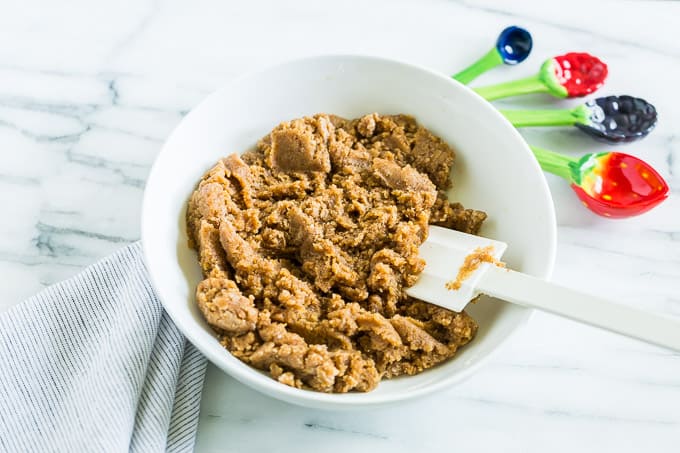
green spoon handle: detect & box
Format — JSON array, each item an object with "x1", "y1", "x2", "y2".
[
  {"x1": 452, "y1": 48, "x2": 503, "y2": 85},
  {"x1": 502, "y1": 105, "x2": 590, "y2": 127},
  {"x1": 529, "y1": 146, "x2": 576, "y2": 181},
  {"x1": 474, "y1": 75, "x2": 548, "y2": 100}
]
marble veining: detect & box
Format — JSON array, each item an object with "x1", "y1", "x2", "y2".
[{"x1": 1, "y1": 0, "x2": 679, "y2": 451}]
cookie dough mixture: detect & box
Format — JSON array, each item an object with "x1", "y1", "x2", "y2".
[{"x1": 187, "y1": 113, "x2": 487, "y2": 393}]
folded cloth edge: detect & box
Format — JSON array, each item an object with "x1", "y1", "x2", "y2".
[{"x1": 0, "y1": 242, "x2": 207, "y2": 453}]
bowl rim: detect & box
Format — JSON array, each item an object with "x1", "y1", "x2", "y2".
[{"x1": 141, "y1": 54, "x2": 557, "y2": 408}]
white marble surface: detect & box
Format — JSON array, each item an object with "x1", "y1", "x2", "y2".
[{"x1": 1, "y1": 0, "x2": 679, "y2": 450}]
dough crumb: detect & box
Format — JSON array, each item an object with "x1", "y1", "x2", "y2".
[{"x1": 446, "y1": 246, "x2": 505, "y2": 291}]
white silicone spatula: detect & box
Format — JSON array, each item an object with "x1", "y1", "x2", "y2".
[{"x1": 406, "y1": 226, "x2": 680, "y2": 351}]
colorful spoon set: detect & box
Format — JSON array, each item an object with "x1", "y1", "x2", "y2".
[{"x1": 454, "y1": 26, "x2": 667, "y2": 218}]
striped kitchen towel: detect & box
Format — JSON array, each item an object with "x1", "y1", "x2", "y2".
[{"x1": 0, "y1": 242, "x2": 207, "y2": 452}]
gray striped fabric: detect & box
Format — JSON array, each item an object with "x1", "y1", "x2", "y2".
[{"x1": 0, "y1": 242, "x2": 207, "y2": 452}]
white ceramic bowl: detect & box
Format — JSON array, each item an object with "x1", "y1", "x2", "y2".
[{"x1": 142, "y1": 55, "x2": 556, "y2": 409}]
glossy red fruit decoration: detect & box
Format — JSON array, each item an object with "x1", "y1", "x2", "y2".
[
  {"x1": 549, "y1": 52, "x2": 608, "y2": 98},
  {"x1": 475, "y1": 52, "x2": 608, "y2": 100},
  {"x1": 570, "y1": 152, "x2": 668, "y2": 218},
  {"x1": 531, "y1": 147, "x2": 669, "y2": 218}
]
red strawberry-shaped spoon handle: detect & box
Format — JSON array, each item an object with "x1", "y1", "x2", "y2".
[
  {"x1": 531, "y1": 146, "x2": 668, "y2": 218},
  {"x1": 475, "y1": 52, "x2": 608, "y2": 100}
]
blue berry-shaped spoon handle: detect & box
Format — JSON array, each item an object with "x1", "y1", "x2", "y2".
[{"x1": 453, "y1": 26, "x2": 532, "y2": 85}]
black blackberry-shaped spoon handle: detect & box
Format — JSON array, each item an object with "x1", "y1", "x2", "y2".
[
  {"x1": 576, "y1": 95, "x2": 657, "y2": 143},
  {"x1": 501, "y1": 95, "x2": 657, "y2": 144}
]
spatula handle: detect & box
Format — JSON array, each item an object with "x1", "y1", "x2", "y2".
[{"x1": 479, "y1": 266, "x2": 680, "y2": 351}]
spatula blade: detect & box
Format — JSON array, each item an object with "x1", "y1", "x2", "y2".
[{"x1": 406, "y1": 226, "x2": 507, "y2": 312}]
